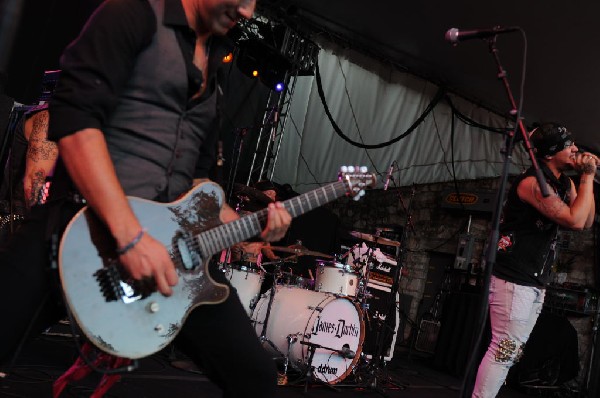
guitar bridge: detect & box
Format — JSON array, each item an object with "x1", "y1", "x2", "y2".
[{"x1": 94, "y1": 263, "x2": 153, "y2": 303}]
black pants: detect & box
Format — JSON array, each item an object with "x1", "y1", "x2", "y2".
[
  {"x1": 176, "y1": 264, "x2": 278, "y2": 398},
  {"x1": 0, "y1": 203, "x2": 70, "y2": 364},
  {"x1": 0, "y1": 203, "x2": 277, "y2": 398}
]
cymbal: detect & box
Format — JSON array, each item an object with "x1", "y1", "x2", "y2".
[
  {"x1": 349, "y1": 231, "x2": 401, "y2": 247},
  {"x1": 270, "y1": 245, "x2": 334, "y2": 259},
  {"x1": 232, "y1": 183, "x2": 273, "y2": 205}
]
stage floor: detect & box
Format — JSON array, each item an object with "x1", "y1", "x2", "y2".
[{"x1": 0, "y1": 322, "x2": 536, "y2": 398}]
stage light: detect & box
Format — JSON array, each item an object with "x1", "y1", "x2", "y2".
[
  {"x1": 222, "y1": 52, "x2": 233, "y2": 63},
  {"x1": 236, "y1": 38, "x2": 291, "y2": 91}
]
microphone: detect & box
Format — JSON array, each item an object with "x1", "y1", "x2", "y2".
[
  {"x1": 383, "y1": 163, "x2": 394, "y2": 191},
  {"x1": 445, "y1": 26, "x2": 519, "y2": 44},
  {"x1": 340, "y1": 345, "x2": 355, "y2": 359}
]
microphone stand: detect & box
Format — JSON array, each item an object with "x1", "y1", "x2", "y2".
[
  {"x1": 459, "y1": 33, "x2": 548, "y2": 398},
  {"x1": 298, "y1": 341, "x2": 340, "y2": 393}
]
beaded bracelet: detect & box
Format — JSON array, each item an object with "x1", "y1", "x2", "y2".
[{"x1": 116, "y1": 228, "x2": 147, "y2": 256}]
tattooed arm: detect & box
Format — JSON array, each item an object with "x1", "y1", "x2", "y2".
[
  {"x1": 517, "y1": 167, "x2": 595, "y2": 230},
  {"x1": 23, "y1": 110, "x2": 59, "y2": 208}
]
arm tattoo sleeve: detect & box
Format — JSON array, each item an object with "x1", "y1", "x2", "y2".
[
  {"x1": 533, "y1": 182, "x2": 567, "y2": 218},
  {"x1": 26, "y1": 111, "x2": 58, "y2": 162},
  {"x1": 27, "y1": 170, "x2": 47, "y2": 207}
]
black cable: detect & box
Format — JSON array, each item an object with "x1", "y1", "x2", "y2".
[
  {"x1": 444, "y1": 95, "x2": 512, "y2": 135},
  {"x1": 314, "y1": 57, "x2": 446, "y2": 150},
  {"x1": 431, "y1": 107, "x2": 455, "y2": 179},
  {"x1": 64, "y1": 299, "x2": 139, "y2": 375},
  {"x1": 288, "y1": 114, "x2": 320, "y2": 185},
  {"x1": 334, "y1": 56, "x2": 379, "y2": 174}
]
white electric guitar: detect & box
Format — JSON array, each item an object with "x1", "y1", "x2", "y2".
[{"x1": 59, "y1": 167, "x2": 374, "y2": 359}]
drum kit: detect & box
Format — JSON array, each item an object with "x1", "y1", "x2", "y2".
[{"x1": 220, "y1": 230, "x2": 403, "y2": 386}]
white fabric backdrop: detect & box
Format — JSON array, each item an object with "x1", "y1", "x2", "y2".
[{"x1": 272, "y1": 43, "x2": 531, "y2": 193}]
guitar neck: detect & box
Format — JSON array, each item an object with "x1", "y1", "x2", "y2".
[{"x1": 198, "y1": 180, "x2": 347, "y2": 256}]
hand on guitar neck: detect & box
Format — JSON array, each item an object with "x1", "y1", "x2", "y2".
[{"x1": 120, "y1": 190, "x2": 291, "y2": 297}]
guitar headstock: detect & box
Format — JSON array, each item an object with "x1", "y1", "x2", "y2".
[{"x1": 339, "y1": 166, "x2": 376, "y2": 201}]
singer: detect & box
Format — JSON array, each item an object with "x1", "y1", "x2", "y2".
[{"x1": 472, "y1": 123, "x2": 596, "y2": 398}]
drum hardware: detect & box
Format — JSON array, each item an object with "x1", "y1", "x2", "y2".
[
  {"x1": 300, "y1": 341, "x2": 342, "y2": 393},
  {"x1": 347, "y1": 190, "x2": 416, "y2": 393}
]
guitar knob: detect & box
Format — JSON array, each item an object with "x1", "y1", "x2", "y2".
[{"x1": 147, "y1": 301, "x2": 160, "y2": 313}]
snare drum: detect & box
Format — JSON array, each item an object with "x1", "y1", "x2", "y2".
[
  {"x1": 223, "y1": 263, "x2": 263, "y2": 316},
  {"x1": 251, "y1": 287, "x2": 364, "y2": 384},
  {"x1": 315, "y1": 261, "x2": 358, "y2": 296}
]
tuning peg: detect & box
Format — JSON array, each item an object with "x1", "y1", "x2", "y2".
[{"x1": 353, "y1": 189, "x2": 365, "y2": 201}]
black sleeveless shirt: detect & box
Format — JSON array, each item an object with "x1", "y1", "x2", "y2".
[{"x1": 493, "y1": 165, "x2": 571, "y2": 287}]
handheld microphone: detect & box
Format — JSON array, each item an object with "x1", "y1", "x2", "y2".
[
  {"x1": 383, "y1": 163, "x2": 394, "y2": 191},
  {"x1": 445, "y1": 26, "x2": 519, "y2": 44}
]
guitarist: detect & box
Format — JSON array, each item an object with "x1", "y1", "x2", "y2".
[{"x1": 0, "y1": 0, "x2": 291, "y2": 397}]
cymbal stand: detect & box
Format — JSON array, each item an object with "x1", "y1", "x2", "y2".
[
  {"x1": 359, "y1": 189, "x2": 416, "y2": 393},
  {"x1": 355, "y1": 244, "x2": 377, "y2": 312}
]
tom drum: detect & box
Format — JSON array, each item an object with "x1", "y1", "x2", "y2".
[
  {"x1": 315, "y1": 261, "x2": 358, "y2": 296},
  {"x1": 223, "y1": 263, "x2": 263, "y2": 316}
]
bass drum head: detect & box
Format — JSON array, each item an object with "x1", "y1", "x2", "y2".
[{"x1": 251, "y1": 287, "x2": 364, "y2": 384}]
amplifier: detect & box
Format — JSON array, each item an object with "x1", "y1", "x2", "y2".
[
  {"x1": 544, "y1": 284, "x2": 599, "y2": 315},
  {"x1": 361, "y1": 283, "x2": 400, "y2": 362}
]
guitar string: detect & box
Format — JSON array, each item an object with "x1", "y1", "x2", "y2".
[{"x1": 114, "y1": 182, "x2": 347, "y2": 277}]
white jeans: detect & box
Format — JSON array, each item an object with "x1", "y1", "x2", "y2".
[{"x1": 472, "y1": 275, "x2": 545, "y2": 398}]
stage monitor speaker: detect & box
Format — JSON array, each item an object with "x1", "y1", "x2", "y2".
[
  {"x1": 361, "y1": 282, "x2": 401, "y2": 362},
  {"x1": 414, "y1": 319, "x2": 441, "y2": 354}
]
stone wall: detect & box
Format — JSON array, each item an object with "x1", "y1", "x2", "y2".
[{"x1": 327, "y1": 177, "x2": 597, "y2": 383}]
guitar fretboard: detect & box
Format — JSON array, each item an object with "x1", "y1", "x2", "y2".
[{"x1": 196, "y1": 180, "x2": 347, "y2": 257}]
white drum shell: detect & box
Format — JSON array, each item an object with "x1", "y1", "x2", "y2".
[
  {"x1": 224, "y1": 264, "x2": 263, "y2": 316},
  {"x1": 315, "y1": 263, "x2": 358, "y2": 296},
  {"x1": 251, "y1": 287, "x2": 364, "y2": 384}
]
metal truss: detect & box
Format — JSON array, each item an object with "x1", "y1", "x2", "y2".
[{"x1": 237, "y1": 18, "x2": 320, "y2": 185}]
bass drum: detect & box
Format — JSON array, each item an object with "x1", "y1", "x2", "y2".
[{"x1": 251, "y1": 287, "x2": 364, "y2": 384}]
